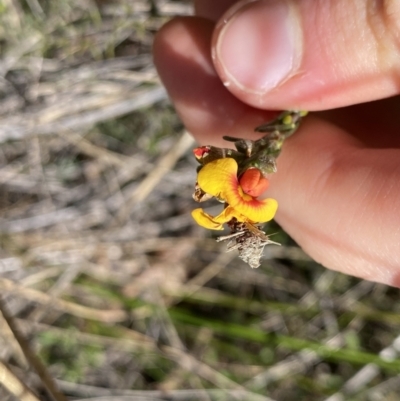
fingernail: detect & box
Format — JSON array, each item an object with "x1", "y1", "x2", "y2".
[{"x1": 215, "y1": 0, "x2": 301, "y2": 94}]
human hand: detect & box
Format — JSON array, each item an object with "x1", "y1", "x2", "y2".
[{"x1": 153, "y1": 0, "x2": 400, "y2": 286}]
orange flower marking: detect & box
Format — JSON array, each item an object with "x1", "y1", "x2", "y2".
[{"x1": 192, "y1": 158, "x2": 278, "y2": 230}]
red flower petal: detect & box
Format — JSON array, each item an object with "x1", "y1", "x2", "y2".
[{"x1": 193, "y1": 146, "x2": 211, "y2": 160}]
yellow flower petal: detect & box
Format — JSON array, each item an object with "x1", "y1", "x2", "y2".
[
  {"x1": 197, "y1": 158, "x2": 238, "y2": 199},
  {"x1": 191, "y1": 206, "x2": 248, "y2": 230},
  {"x1": 213, "y1": 206, "x2": 248, "y2": 223},
  {"x1": 191, "y1": 208, "x2": 224, "y2": 230}
]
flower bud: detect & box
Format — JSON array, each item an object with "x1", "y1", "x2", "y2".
[
  {"x1": 239, "y1": 168, "x2": 269, "y2": 197},
  {"x1": 193, "y1": 146, "x2": 211, "y2": 160}
]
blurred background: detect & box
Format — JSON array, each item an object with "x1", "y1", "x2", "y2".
[{"x1": 0, "y1": 1, "x2": 400, "y2": 400}]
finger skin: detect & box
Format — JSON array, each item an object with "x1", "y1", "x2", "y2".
[
  {"x1": 212, "y1": 0, "x2": 400, "y2": 110},
  {"x1": 194, "y1": 0, "x2": 238, "y2": 21},
  {"x1": 269, "y1": 119, "x2": 400, "y2": 285},
  {"x1": 153, "y1": 17, "x2": 278, "y2": 147},
  {"x1": 317, "y1": 96, "x2": 400, "y2": 149},
  {"x1": 195, "y1": 0, "x2": 400, "y2": 148},
  {"x1": 154, "y1": 17, "x2": 400, "y2": 286}
]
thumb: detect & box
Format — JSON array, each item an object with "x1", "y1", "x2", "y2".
[{"x1": 212, "y1": 0, "x2": 400, "y2": 110}]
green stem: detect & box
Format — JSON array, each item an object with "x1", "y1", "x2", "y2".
[{"x1": 170, "y1": 308, "x2": 400, "y2": 373}]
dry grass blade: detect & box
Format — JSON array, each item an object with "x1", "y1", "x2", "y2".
[
  {"x1": 117, "y1": 130, "x2": 194, "y2": 220},
  {"x1": 0, "y1": 298, "x2": 68, "y2": 401},
  {"x1": 60, "y1": 130, "x2": 132, "y2": 167},
  {"x1": 0, "y1": 278, "x2": 127, "y2": 322},
  {"x1": 72, "y1": 392, "x2": 275, "y2": 401},
  {"x1": 58, "y1": 380, "x2": 275, "y2": 400},
  {"x1": 0, "y1": 360, "x2": 40, "y2": 401},
  {"x1": 161, "y1": 345, "x2": 246, "y2": 392},
  {"x1": 0, "y1": 84, "x2": 167, "y2": 142},
  {"x1": 0, "y1": 207, "x2": 81, "y2": 233},
  {"x1": 186, "y1": 252, "x2": 237, "y2": 289},
  {"x1": 0, "y1": 311, "x2": 28, "y2": 368}
]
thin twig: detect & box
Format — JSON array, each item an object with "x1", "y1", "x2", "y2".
[{"x1": 0, "y1": 297, "x2": 68, "y2": 401}]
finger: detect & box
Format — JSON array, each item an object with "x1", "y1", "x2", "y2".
[
  {"x1": 153, "y1": 17, "x2": 277, "y2": 147},
  {"x1": 194, "y1": 0, "x2": 238, "y2": 21},
  {"x1": 267, "y1": 119, "x2": 400, "y2": 287},
  {"x1": 317, "y1": 96, "x2": 400, "y2": 148},
  {"x1": 212, "y1": 0, "x2": 400, "y2": 110},
  {"x1": 154, "y1": 17, "x2": 400, "y2": 286}
]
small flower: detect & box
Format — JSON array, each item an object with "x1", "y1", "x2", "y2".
[
  {"x1": 190, "y1": 111, "x2": 307, "y2": 267},
  {"x1": 191, "y1": 158, "x2": 278, "y2": 230}
]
